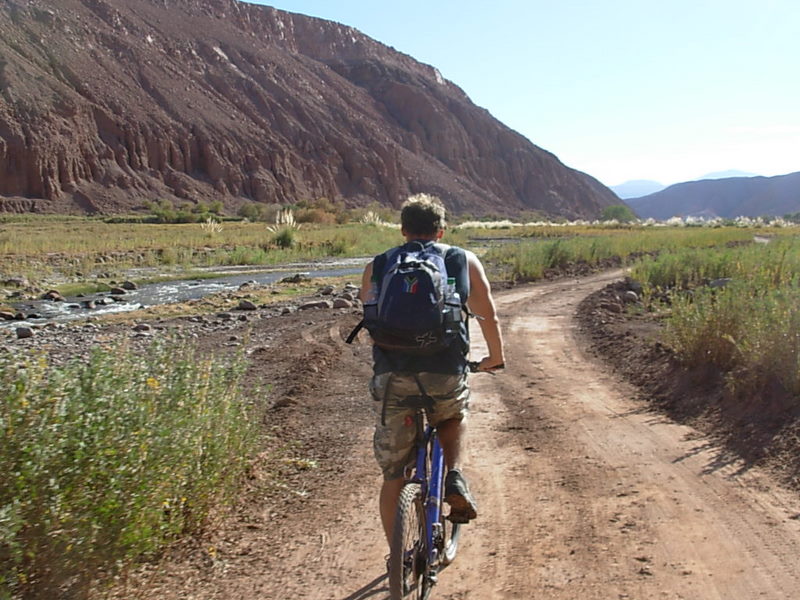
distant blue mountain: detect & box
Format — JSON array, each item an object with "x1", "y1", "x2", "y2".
[
  {"x1": 625, "y1": 171, "x2": 800, "y2": 220},
  {"x1": 611, "y1": 179, "x2": 666, "y2": 199}
]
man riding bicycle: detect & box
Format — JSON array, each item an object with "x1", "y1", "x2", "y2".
[{"x1": 358, "y1": 193, "x2": 505, "y2": 546}]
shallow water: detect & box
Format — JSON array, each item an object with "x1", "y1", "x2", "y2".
[{"x1": 4, "y1": 258, "x2": 367, "y2": 330}]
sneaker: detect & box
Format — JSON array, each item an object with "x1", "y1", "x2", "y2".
[{"x1": 444, "y1": 469, "x2": 478, "y2": 523}]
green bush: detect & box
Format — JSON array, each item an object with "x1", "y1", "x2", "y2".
[
  {"x1": 0, "y1": 340, "x2": 254, "y2": 597},
  {"x1": 272, "y1": 226, "x2": 297, "y2": 249},
  {"x1": 600, "y1": 204, "x2": 638, "y2": 223}
]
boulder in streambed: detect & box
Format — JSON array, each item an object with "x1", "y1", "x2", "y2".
[
  {"x1": 299, "y1": 300, "x2": 333, "y2": 311},
  {"x1": 16, "y1": 326, "x2": 34, "y2": 339}
]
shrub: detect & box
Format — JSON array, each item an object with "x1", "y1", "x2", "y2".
[
  {"x1": 0, "y1": 340, "x2": 254, "y2": 597},
  {"x1": 271, "y1": 226, "x2": 297, "y2": 249},
  {"x1": 600, "y1": 204, "x2": 638, "y2": 223},
  {"x1": 295, "y1": 208, "x2": 337, "y2": 225}
]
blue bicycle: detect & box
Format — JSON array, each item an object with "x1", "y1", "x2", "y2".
[{"x1": 388, "y1": 362, "x2": 499, "y2": 600}]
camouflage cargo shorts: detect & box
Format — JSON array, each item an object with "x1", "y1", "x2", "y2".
[{"x1": 370, "y1": 371, "x2": 470, "y2": 481}]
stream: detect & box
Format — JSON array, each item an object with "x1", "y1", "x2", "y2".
[{"x1": 3, "y1": 258, "x2": 368, "y2": 330}]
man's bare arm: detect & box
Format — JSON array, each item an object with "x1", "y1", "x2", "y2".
[
  {"x1": 359, "y1": 261, "x2": 374, "y2": 302},
  {"x1": 465, "y1": 251, "x2": 505, "y2": 370}
]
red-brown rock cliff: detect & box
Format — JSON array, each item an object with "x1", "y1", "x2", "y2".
[{"x1": 0, "y1": 0, "x2": 617, "y2": 217}]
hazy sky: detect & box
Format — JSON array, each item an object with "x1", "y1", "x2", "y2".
[{"x1": 249, "y1": 1, "x2": 799, "y2": 187}]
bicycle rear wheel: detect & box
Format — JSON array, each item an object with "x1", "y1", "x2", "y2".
[
  {"x1": 389, "y1": 483, "x2": 428, "y2": 600},
  {"x1": 440, "y1": 506, "x2": 461, "y2": 566}
]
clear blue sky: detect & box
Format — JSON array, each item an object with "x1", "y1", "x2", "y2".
[{"x1": 248, "y1": 1, "x2": 799, "y2": 187}]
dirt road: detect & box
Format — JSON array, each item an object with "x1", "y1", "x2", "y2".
[{"x1": 126, "y1": 271, "x2": 800, "y2": 599}]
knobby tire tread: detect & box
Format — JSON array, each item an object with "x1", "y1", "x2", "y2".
[{"x1": 389, "y1": 483, "x2": 424, "y2": 600}]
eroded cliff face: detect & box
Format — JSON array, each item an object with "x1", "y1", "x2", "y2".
[{"x1": 0, "y1": 0, "x2": 617, "y2": 217}]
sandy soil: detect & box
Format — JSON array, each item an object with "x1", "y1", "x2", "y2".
[{"x1": 104, "y1": 271, "x2": 800, "y2": 600}]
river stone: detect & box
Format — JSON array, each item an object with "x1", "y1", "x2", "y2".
[
  {"x1": 281, "y1": 306, "x2": 297, "y2": 315},
  {"x1": 16, "y1": 326, "x2": 34, "y2": 339},
  {"x1": 67, "y1": 304, "x2": 81, "y2": 309},
  {"x1": 0, "y1": 311, "x2": 14, "y2": 321},
  {"x1": 217, "y1": 312, "x2": 234, "y2": 321},
  {"x1": 132, "y1": 323, "x2": 152, "y2": 332},
  {"x1": 280, "y1": 273, "x2": 310, "y2": 284},
  {"x1": 623, "y1": 291, "x2": 639, "y2": 303},
  {"x1": 333, "y1": 298, "x2": 352, "y2": 309},
  {"x1": 121, "y1": 281, "x2": 138, "y2": 290},
  {"x1": 600, "y1": 301, "x2": 623, "y2": 314},
  {"x1": 625, "y1": 278, "x2": 643, "y2": 295},
  {"x1": 237, "y1": 300, "x2": 258, "y2": 311},
  {"x1": 299, "y1": 300, "x2": 333, "y2": 311},
  {"x1": 42, "y1": 290, "x2": 65, "y2": 301},
  {"x1": 82, "y1": 300, "x2": 97, "y2": 309},
  {"x1": 110, "y1": 287, "x2": 127, "y2": 295},
  {"x1": 3, "y1": 276, "x2": 29, "y2": 288},
  {"x1": 319, "y1": 285, "x2": 335, "y2": 296}
]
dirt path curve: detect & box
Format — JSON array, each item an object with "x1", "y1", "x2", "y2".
[{"x1": 149, "y1": 270, "x2": 800, "y2": 599}]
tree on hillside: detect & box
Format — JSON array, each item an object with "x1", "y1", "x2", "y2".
[{"x1": 600, "y1": 204, "x2": 638, "y2": 223}]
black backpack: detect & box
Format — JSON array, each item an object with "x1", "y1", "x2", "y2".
[{"x1": 347, "y1": 242, "x2": 463, "y2": 354}]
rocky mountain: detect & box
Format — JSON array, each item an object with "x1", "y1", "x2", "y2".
[
  {"x1": 0, "y1": 0, "x2": 617, "y2": 218},
  {"x1": 625, "y1": 171, "x2": 800, "y2": 220}
]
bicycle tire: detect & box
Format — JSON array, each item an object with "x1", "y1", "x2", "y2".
[
  {"x1": 440, "y1": 510, "x2": 461, "y2": 566},
  {"x1": 389, "y1": 483, "x2": 427, "y2": 600}
]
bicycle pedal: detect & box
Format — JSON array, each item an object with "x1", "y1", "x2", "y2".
[{"x1": 447, "y1": 514, "x2": 470, "y2": 524}]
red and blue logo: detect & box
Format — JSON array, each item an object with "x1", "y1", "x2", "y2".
[{"x1": 403, "y1": 276, "x2": 418, "y2": 293}]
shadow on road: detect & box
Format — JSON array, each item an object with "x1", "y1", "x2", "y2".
[{"x1": 340, "y1": 573, "x2": 389, "y2": 600}]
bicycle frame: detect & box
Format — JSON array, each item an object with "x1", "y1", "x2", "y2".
[{"x1": 407, "y1": 414, "x2": 446, "y2": 571}]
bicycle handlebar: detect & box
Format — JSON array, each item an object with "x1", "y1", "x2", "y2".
[{"x1": 467, "y1": 361, "x2": 505, "y2": 374}]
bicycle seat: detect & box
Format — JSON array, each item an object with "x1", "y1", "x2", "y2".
[{"x1": 400, "y1": 394, "x2": 436, "y2": 411}]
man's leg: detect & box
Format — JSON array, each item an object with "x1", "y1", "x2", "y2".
[
  {"x1": 437, "y1": 417, "x2": 465, "y2": 470},
  {"x1": 437, "y1": 417, "x2": 477, "y2": 522},
  {"x1": 379, "y1": 477, "x2": 405, "y2": 543}
]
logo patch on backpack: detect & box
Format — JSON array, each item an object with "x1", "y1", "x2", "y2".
[{"x1": 361, "y1": 242, "x2": 463, "y2": 355}]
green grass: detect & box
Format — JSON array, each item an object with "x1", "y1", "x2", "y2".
[
  {"x1": 631, "y1": 237, "x2": 800, "y2": 396},
  {"x1": 485, "y1": 227, "x2": 759, "y2": 282},
  {"x1": 0, "y1": 339, "x2": 255, "y2": 598},
  {"x1": 0, "y1": 220, "x2": 409, "y2": 287}
]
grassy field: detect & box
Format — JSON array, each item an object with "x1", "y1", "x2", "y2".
[
  {"x1": 484, "y1": 226, "x2": 766, "y2": 282},
  {"x1": 0, "y1": 219, "x2": 409, "y2": 283}
]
